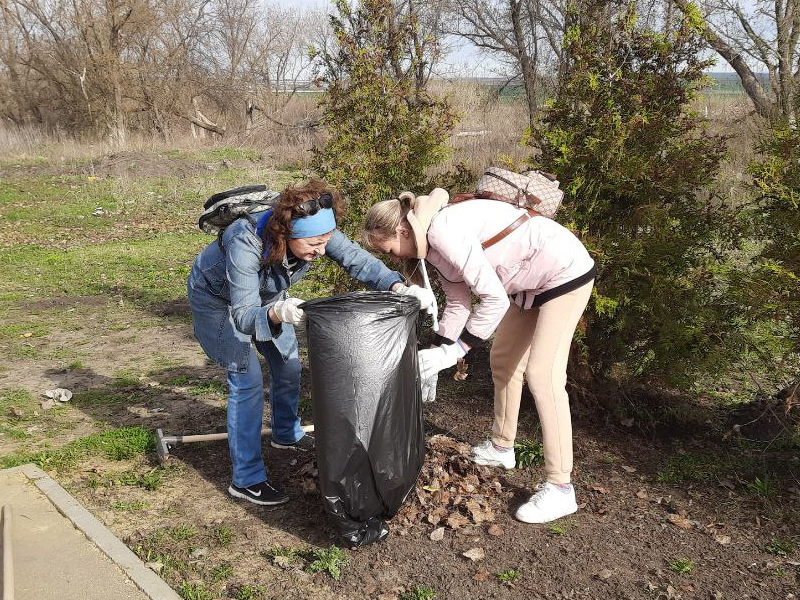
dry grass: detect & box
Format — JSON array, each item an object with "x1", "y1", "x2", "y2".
[{"x1": 0, "y1": 86, "x2": 765, "y2": 190}]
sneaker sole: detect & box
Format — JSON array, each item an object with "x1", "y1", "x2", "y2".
[
  {"x1": 515, "y1": 504, "x2": 578, "y2": 524},
  {"x1": 227, "y1": 485, "x2": 289, "y2": 506},
  {"x1": 472, "y1": 456, "x2": 516, "y2": 469},
  {"x1": 270, "y1": 441, "x2": 313, "y2": 451}
]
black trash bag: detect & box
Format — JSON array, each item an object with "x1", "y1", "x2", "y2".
[{"x1": 301, "y1": 291, "x2": 424, "y2": 547}]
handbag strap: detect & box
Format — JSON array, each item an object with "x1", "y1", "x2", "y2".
[{"x1": 448, "y1": 193, "x2": 536, "y2": 249}]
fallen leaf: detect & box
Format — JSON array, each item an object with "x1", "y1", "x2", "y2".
[
  {"x1": 589, "y1": 484, "x2": 610, "y2": 494},
  {"x1": 462, "y1": 547, "x2": 485, "y2": 561},
  {"x1": 714, "y1": 535, "x2": 731, "y2": 545},
  {"x1": 487, "y1": 524, "x2": 504, "y2": 537},
  {"x1": 621, "y1": 465, "x2": 637, "y2": 473},
  {"x1": 472, "y1": 570, "x2": 490, "y2": 581},
  {"x1": 429, "y1": 527, "x2": 445, "y2": 541},
  {"x1": 620, "y1": 418, "x2": 634, "y2": 427},
  {"x1": 446, "y1": 513, "x2": 470, "y2": 529},
  {"x1": 636, "y1": 489, "x2": 648, "y2": 499},
  {"x1": 667, "y1": 513, "x2": 693, "y2": 530}
]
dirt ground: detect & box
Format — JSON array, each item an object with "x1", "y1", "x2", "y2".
[
  {"x1": 1, "y1": 295, "x2": 798, "y2": 600},
  {"x1": 0, "y1": 150, "x2": 797, "y2": 600}
]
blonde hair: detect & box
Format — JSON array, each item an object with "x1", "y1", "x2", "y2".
[{"x1": 363, "y1": 192, "x2": 422, "y2": 285}]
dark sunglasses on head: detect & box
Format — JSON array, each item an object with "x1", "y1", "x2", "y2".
[{"x1": 297, "y1": 193, "x2": 334, "y2": 216}]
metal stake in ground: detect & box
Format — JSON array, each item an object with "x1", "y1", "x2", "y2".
[{"x1": 155, "y1": 425, "x2": 315, "y2": 465}]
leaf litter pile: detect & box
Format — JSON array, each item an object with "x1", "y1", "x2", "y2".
[{"x1": 296, "y1": 435, "x2": 511, "y2": 538}]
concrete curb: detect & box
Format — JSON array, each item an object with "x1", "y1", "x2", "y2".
[{"x1": 2, "y1": 465, "x2": 180, "y2": 600}]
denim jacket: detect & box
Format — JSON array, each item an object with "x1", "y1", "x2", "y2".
[{"x1": 187, "y1": 216, "x2": 403, "y2": 372}]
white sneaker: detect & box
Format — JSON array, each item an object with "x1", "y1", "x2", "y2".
[
  {"x1": 471, "y1": 440, "x2": 516, "y2": 469},
  {"x1": 515, "y1": 482, "x2": 578, "y2": 524}
]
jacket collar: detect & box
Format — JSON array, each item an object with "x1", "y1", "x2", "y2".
[{"x1": 406, "y1": 188, "x2": 449, "y2": 259}]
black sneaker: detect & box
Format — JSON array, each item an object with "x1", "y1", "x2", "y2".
[
  {"x1": 228, "y1": 480, "x2": 289, "y2": 506},
  {"x1": 270, "y1": 432, "x2": 315, "y2": 452}
]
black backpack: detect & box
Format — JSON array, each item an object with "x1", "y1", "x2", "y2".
[{"x1": 198, "y1": 184, "x2": 280, "y2": 236}]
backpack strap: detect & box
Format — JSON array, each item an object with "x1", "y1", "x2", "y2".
[
  {"x1": 216, "y1": 212, "x2": 259, "y2": 253},
  {"x1": 448, "y1": 193, "x2": 537, "y2": 250}
]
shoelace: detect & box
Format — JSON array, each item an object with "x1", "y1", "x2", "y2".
[{"x1": 527, "y1": 483, "x2": 549, "y2": 506}]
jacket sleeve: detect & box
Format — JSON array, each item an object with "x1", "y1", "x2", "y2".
[
  {"x1": 427, "y1": 227, "x2": 510, "y2": 346},
  {"x1": 325, "y1": 229, "x2": 404, "y2": 290},
  {"x1": 224, "y1": 227, "x2": 276, "y2": 342},
  {"x1": 435, "y1": 277, "x2": 472, "y2": 344}
]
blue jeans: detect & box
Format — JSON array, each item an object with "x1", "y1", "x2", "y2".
[{"x1": 226, "y1": 338, "x2": 303, "y2": 488}]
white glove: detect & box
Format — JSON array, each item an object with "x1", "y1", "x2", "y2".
[
  {"x1": 272, "y1": 297, "x2": 305, "y2": 326},
  {"x1": 421, "y1": 374, "x2": 438, "y2": 403},
  {"x1": 418, "y1": 343, "x2": 466, "y2": 381},
  {"x1": 395, "y1": 283, "x2": 436, "y2": 315}
]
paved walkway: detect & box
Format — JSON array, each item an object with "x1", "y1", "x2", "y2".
[{"x1": 1, "y1": 465, "x2": 178, "y2": 600}]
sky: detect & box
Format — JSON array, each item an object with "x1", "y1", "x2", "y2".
[{"x1": 275, "y1": 0, "x2": 738, "y2": 76}]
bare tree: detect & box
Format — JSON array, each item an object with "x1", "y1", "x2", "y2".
[
  {"x1": 443, "y1": 0, "x2": 568, "y2": 128},
  {"x1": 674, "y1": 0, "x2": 799, "y2": 122}
]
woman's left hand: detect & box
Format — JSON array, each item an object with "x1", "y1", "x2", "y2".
[
  {"x1": 395, "y1": 283, "x2": 436, "y2": 315},
  {"x1": 418, "y1": 343, "x2": 465, "y2": 380}
]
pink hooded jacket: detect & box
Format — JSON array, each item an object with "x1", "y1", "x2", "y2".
[{"x1": 410, "y1": 189, "x2": 595, "y2": 346}]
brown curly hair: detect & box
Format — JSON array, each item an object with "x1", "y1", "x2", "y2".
[{"x1": 261, "y1": 179, "x2": 345, "y2": 266}]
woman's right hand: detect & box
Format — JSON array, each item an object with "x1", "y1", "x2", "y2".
[{"x1": 270, "y1": 298, "x2": 305, "y2": 325}]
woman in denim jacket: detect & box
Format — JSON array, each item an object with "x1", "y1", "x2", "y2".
[{"x1": 187, "y1": 179, "x2": 434, "y2": 506}]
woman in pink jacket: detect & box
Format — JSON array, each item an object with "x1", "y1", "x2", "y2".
[{"x1": 363, "y1": 185, "x2": 595, "y2": 524}]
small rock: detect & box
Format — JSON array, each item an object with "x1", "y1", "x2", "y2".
[
  {"x1": 636, "y1": 489, "x2": 649, "y2": 499},
  {"x1": 621, "y1": 465, "x2": 637, "y2": 473},
  {"x1": 40, "y1": 399, "x2": 57, "y2": 410},
  {"x1": 472, "y1": 570, "x2": 490, "y2": 581},
  {"x1": 92, "y1": 207, "x2": 108, "y2": 217},
  {"x1": 8, "y1": 406, "x2": 24, "y2": 418},
  {"x1": 487, "y1": 524, "x2": 504, "y2": 537},
  {"x1": 620, "y1": 418, "x2": 634, "y2": 427},
  {"x1": 429, "y1": 527, "x2": 445, "y2": 541},
  {"x1": 462, "y1": 547, "x2": 485, "y2": 561}
]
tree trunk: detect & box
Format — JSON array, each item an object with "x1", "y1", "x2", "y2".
[{"x1": 510, "y1": 0, "x2": 537, "y2": 130}]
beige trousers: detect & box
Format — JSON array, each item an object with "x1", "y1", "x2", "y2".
[{"x1": 489, "y1": 280, "x2": 593, "y2": 484}]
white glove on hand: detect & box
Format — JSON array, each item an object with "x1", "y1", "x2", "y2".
[
  {"x1": 272, "y1": 297, "x2": 305, "y2": 326},
  {"x1": 421, "y1": 374, "x2": 438, "y2": 403},
  {"x1": 395, "y1": 283, "x2": 436, "y2": 315},
  {"x1": 418, "y1": 343, "x2": 466, "y2": 381}
]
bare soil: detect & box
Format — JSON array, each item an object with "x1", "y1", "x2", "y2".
[{"x1": 1, "y1": 297, "x2": 798, "y2": 600}]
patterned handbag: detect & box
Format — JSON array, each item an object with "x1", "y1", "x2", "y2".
[{"x1": 473, "y1": 166, "x2": 564, "y2": 218}]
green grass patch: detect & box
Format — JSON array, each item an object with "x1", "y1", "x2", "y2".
[
  {"x1": 0, "y1": 232, "x2": 205, "y2": 305},
  {"x1": 668, "y1": 558, "x2": 694, "y2": 574},
  {"x1": 765, "y1": 539, "x2": 795, "y2": 557},
  {"x1": 400, "y1": 586, "x2": 436, "y2": 600},
  {"x1": 208, "y1": 563, "x2": 234, "y2": 582},
  {"x1": 232, "y1": 584, "x2": 266, "y2": 600},
  {"x1": 656, "y1": 453, "x2": 723, "y2": 484},
  {"x1": 0, "y1": 424, "x2": 28, "y2": 439},
  {"x1": 169, "y1": 525, "x2": 198, "y2": 541},
  {"x1": 0, "y1": 426, "x2": 154, "y2": 470},
  {"x1": 188, "y1": 380, "x2": 226, "y2": 397},
  {"x1": 117, "y1": 467, "x2": 164, "y2": 491},
  {"x1": 305, "y1": 546, "x2": 348, "y2": 580},
  {"x1": 110, "y1": 500, "x2": 149, "y2": 512},
  {"x1": 72, "y1": 389, "x2": 128, "y2": 407},
  {"x1": 514, "y1": 438, "x2": 544, "y2": 469},
  {"x1": 178, "y1": 582, "x2": 213, "y2": 600},
  {"x1": 214, "y1": 526, "x2": 234, "y2": 547},
  {"x1": 496, "y1": 569, "x2": 520, "y2": 584}
]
